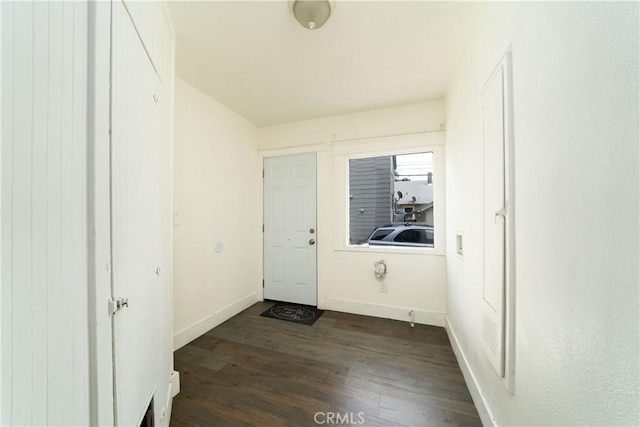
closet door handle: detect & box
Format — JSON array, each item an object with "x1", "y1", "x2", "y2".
[{"x1": 494, "y1": 207, "x2": 507, "y2": 223}]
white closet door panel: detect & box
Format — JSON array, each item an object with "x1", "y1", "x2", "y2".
[
  {"x1": 482, "y1": 66, "x2": 506, "y2": 377},
  {"x1": 122, "y1": 0, "x2": 170, "y2": 82},
  {"x1": 111, "y1": 1, "x2": 163, "y2": 425}
]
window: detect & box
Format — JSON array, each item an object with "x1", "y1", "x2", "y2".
[{"x1": 348, "y1": 152, "x2": 434, "y2": 248}]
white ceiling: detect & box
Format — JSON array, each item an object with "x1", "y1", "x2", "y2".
[{"x1": 168, "y1": 1, "x2": 479, "y2": 127}]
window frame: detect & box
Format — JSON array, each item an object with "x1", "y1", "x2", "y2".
[{"x1": 331, "y1": 132, "x2": 445, "y2": 255}]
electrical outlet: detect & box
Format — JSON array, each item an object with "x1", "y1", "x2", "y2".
[{"x1": 379, "y1": 281, "x2": 388, "y2": 293}]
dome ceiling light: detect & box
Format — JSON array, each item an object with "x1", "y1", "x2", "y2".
[{"x1": 291, "y1": 0, "x2": 334, "y2": 30}]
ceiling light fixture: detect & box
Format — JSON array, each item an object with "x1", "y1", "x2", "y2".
[{"x1": 291, "y1": 0, "x2": 334, "y2": 30}]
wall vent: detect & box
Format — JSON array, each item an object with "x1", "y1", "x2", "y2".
[{"x1": 482, "y1": 311, "x2": 498, "y2": 357}]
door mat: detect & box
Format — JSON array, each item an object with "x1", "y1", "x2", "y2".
[{"x1": 260, "y1": 302, "x2": 324, "y2": 326}]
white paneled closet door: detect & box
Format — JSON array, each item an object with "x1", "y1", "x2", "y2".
[
  {"x1": 481, "y1": 52, "x2": 514, "y2": 385},
  {"x1": 481, "y1": 66, "x2": 506, "y2": 377},
  {"x1": 110, "y1": 1, "x2": 164, "y2": 425}
]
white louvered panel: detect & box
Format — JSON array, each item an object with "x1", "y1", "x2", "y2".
[{"x1": 0, "y1": 1, "x2": 89, "y2": 425}]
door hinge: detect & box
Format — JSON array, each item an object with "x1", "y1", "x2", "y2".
[
  {"x1": 262, "y1": 279, "x2": 265, "y2": 288},
  {"x1": 262, "y1": 224, "x2": 264, "y2": 233},
  {"x1": 109, "y1": 297, "x2": 129, "y2": 316}
]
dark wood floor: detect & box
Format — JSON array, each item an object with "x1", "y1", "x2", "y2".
[{"x1": 170, "y1": 302, "x2": 481, "y2": 427}]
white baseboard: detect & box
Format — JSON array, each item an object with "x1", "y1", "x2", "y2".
[
  {"x1": 323, "y1": 297, "x2": 445, "y2": 327},
  {"x1": 173, "y1": 291, "x2": 259, "y2": 350},
  {"x1": 445, "y1": 315, "x2": 495, "y2": 427},
  {"x1": 161, "y1": 370, "x2": 180, "y2": 425},
  {"x1": 169, "y1": 370, "x2": 180, "y2": 398}
]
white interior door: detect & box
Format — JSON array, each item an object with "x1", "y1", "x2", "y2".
[
  {"x1": 110, "y1": 1, "x2": 163, "y2": 424},
  {"x1": 482, "y1": 64, "x2": 507, "y2": 377},
  {"x1": 264, "y1": 153, "x2": 317, "y2": 306}
]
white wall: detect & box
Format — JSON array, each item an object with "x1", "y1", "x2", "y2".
[
  {"x1": 1, "y1": 2, "x2": 90, "y2": 424},
  {"x1": 173, "y1": 77, "x2": 262, "y2": 350},
  {"x1": 260, "y1": 101, "x2": 445, "y2": 150},
  {"x1": 259, "y1": 102, "x2": 448, "y2": 326},
  {"x1": 445, "y1": 2, "x2": 639, "y2": 425}
]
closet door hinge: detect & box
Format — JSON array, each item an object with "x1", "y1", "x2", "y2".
[{"x1": 109, "y1": 297, "x2": 129, "y2": 316}]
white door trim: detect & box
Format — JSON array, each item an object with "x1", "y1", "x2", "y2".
[{"x1": 87, "y1": 1, "x2": 115, "y2": 425}]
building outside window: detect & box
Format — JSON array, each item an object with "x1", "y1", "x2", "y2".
[{"x1": 348, "y1": 152, "x2": 434, "y2": 247}]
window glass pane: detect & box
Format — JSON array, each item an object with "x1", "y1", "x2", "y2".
[
  {"x1": 370, "y1": 229, "x2": 393, "y2": 240},
  {"x1": 349, "y1": 152, "x2": 434, "y2": 248},
  {"x1": 426, "y1": 229, "x2": 434, "y2": 245},
  {"x1": 394, "y1": 230, "x2": 426, "y2": 243}
]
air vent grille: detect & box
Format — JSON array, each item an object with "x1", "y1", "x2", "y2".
[{"x1": 482, "y1": 312, "x2": 498, "y2": 356}]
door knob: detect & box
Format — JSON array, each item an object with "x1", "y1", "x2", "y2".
[{"x1": 309, "y1": 239, "x2": 316, "y2": 245}]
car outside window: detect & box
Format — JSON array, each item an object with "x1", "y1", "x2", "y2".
[
  {"x1": 369, "y1": 229, "x2": 393, "y2": 241},
  {"x1": 394, "y1": 229, "x2": 430, "y2": 244}
]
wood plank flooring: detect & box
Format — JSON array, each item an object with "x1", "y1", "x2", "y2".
[{"x1": 170, "y1": 302, "x2": 481, "y2": 427}]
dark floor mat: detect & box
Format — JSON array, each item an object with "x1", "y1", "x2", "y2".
[{"x1": 260, "y1": 302, "x2": 324, "y2": 326}]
